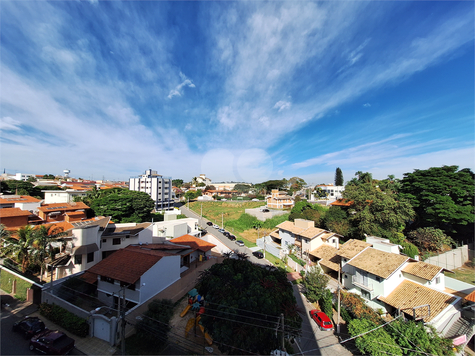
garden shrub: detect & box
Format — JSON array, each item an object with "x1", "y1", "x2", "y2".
[
  {"x1": 39, "y1": 303, "x2": 89, "y2": 337},
  {"x1": 340, "y1": 291, "x2": 382, "y2": 325},
  {"x1": 318, "y1": 289, "x2": 333, "y2": 319}
]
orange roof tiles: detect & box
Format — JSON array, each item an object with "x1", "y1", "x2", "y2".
[
  {"x1": 170, "y1": 235, "x2": 216, "y2": 253},
  {"x1": 0, "y1": 208, "x2": 31, "y2": 218},
  {"x1": 378, "y1": 280, "x2": 457, "y2": 322},
  {"x1": 0, "y1": 195, "x2": 41, "y2": 204},
  {"x1": 310, "y1": 244, "x2": 341, "y2": 271},
  {"x1": 465, "y1": 290, "x2": 475, "y2": 303},
  {"x1": 38, "y1": 202, "x2": 90, "y2": 212},
  {"x1": 87, "y1": 248, "x2": 166, "y2": 284}
]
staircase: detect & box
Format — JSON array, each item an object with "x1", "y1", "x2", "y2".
[{"x1": 445, "y1": 316, "x2": 475, "y2": 351}]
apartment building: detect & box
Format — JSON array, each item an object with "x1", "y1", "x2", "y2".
[{"x1": 129, "y1": 169, "x2": 173, "y2": 211}]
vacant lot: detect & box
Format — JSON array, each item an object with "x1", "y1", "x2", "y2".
[{"x1": 189, "y1": 201, "x2": 265, "y2": 225}]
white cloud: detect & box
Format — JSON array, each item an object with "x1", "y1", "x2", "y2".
[
  {"x1": 0, "y1": 117, "x2": 22, "y2": 131},
  {"x1": 274, "y1": 100, "x2": 291, "y2": 112},
  {"x1": 363, "y1": 103, "x2": 371, "y2": 107},
  {"x1": 167, "y1": 72, "x2": 196, "y2": 99}
]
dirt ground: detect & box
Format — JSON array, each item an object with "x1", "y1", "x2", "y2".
[{"x1": 168, "y1": 297, "x2": 221, "y2": 355}]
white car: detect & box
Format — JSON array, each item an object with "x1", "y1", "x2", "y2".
[{"x1": 212, "y1": 224, "x2": 219, "y2": 229}]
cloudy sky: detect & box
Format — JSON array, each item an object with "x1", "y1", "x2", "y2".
[{"x1": 1, "y1": 1, "x2": 473, "y2": 184}]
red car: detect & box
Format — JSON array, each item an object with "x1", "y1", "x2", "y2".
[{"x1": 310, "y1": 310, "x2": 334, "y2": 331}]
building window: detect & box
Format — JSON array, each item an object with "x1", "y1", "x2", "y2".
[
  {"x1": 74, "y1": 254, "x2": 82, "y2": 265},
  {"x1": 102, "y1": 239, "x2": 106, "y2": 243},
  {"x1": 113, "y1": 238, "x2": 121, "y2": 245},
  {"x1": 101, "y1": 276, "x2": 114, "y2": 284},
  {"x1": 87, "y1": 252, "x2": 94, "y2": 263},
  {"x1": 344, "y1": 274, "x2": 348, "y2": 279},
  {"x1": 436, "y1": 276, "x2": 440, "y2": 284}
]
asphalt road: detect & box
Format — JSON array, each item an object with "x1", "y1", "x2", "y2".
[
  {"x1": 179, "y1": 205, "x2": 272, "y2": 266},
  {"x1": 1, "y1": 292, "x2": 83, "y2": 355}
]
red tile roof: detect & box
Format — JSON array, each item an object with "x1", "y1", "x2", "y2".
[
  {"x1": 87, "y1": 248, "x2": 168, "y2": 284},
  {"x1": 170, "y1": 235, "x2": 216, "y2": 253},
  {"x1": 0, "y1": 195, "x2": 41, "y2": 204},
  {"x1": 38, "y1": 202, "x2": 90, "y2": 212},
  {"x1": 0, "y1": 207, "x2": 32, "y2": 218}
]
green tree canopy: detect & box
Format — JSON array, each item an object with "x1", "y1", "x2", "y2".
[
  {"x1": 233, "y1": 183, "x2": 251, "y2": 194},
  {"x1": 323, "y1": 206, "x2": 351, "y2": 237},
  {"x1": 398, "y1": 166, "x2": 475, "y2": 235},
  {"x1": 88, "y1": 189, "x2": 154, "y2": 223},
  {"x1": 335, "y1": 167, "x2": 344, "y2": 186},
  {"x1": 289, "y1": 201, "x2": 326, "y2": 227},
  {"x1": 1, "y1": 180, "x2": 35, "y2": 195},
  {"x1": 288, "y1": 177, "x2": 306, "y2": 194},
  {"x1": 42, "y1": 174, "x2": 56, "y2": 179},
  {"x1": 172, "y1": 179, "x2": 183, "y2": 187},
  {"x1": 302, "y1": 265, "x2": 329, "y2": 303},
  {"x1": 343, "y1": 182, "x2": 415, "y2": 240},
  {"x1": 197, "y1": 258, "x2": 301, "y2": 354},
  {"x1": 407, "y1": 227, "x2": 454, "y2": 253},
  {"x1": 256, "y1": 179, "x2": 288, "y2": 194},
  {"x1": 348, "y1": 319, "x2": 402, "y2": 356},
  {"x1": 1, "y1": 225, "x2": 36, "y2": 273}
]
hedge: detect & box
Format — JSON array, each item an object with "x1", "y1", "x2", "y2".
[{"x1": 39, "y1": 303, "x2": 89, "y2": 337}]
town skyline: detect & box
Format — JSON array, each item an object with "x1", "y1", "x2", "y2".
[{"x1": 1, "y1": 1, "x2": 474, "y2": 184}]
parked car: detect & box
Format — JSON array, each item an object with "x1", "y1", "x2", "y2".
[
  {"x1": 262, "y1": 209, "x2": 270, "y2": 212},
  {"x1": 223, "y1": 232, "x2": 230, "y2": 237},
  {"x1": 251, "y1": 198, "x2": 259, "y2": 201},
  {"x1": 235, "y1": 240, "x2": 245, "y2": 247},
  {"x1": 206, "y1": 222, "x2": 213, "y2": 226},
  {"x1": 252, "y1": 251, "x2": 264, "y2": 259},
  {"x1": 212, "y1": 224, "x2": 219, "y2": 229},
  {"x1": 12, "y1": 316, "x2": 46, "y2": 340},
  {"x1": 29, "y1": 330, "x2": 75, "y2": 355},
  {"x1": 228, "y1": 234, "x2": 236, "y2": 241},
  {"x1": 309, "y1": 310, "x2": 334, "y2": 331},
  {"x1": 218, "y1": 228, "x2": 226, "y2": 233}
]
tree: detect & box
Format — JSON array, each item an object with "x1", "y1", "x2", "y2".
[
  {"x1": 386, "y1": 319, "x2": 456, "y2": 356},
  {"x1": 347, "y1": 171, "x2": 373, "y2": 186},
  {"x1": 348, "y1": 319, "x2": 402, "y2": 356},
  {"x1": 204, "y1": 185, "x2": 216, "y2": 191},
  {"x1": 27, "y1": 176, "x2": 37, "y2": 182},
  {"x1": 323, "y1": 206, "x2": 351, "y2": 237},
  {"x1": 335, "y1": 168, "x2": 344, "y2": 186},
  {"x1": 172, "y1": 179, "x2": 183, "y2": 187},
  {"x1": 288, "y1": 177, "x2": 306, "y2": 195},
  {"x1": 302, "y1": 265, "x2": 329, "y2": 303},
  {"x1": 1, "y1": 180, "x2": 35, "y2": 195},
  {"x1": 289, "y1": 201, "x2": 326, "y2": 227},
  {"x1": 135, "y1": 299, "x2": 174, "y2": 351},
  {"x1": 233, "y1": 184, "x2": 251, "y2": 194},
  {"x1": 190, "y1": 177, "x2": 198, "y2": 187},
  {"x1": 42, "y1": 174, "x2": 56, "y2": 180},
  {"x1": 407, "y1": 227, "x2": 454, "y2": 253},
  {"x1": 31, "y1": 225, "x2": 68, "y2": 282},
  {"x1": 398, "y1": 166, "x2": 474, "y2": 235},
  {"x1": 1, "y1": 225, "x2": 35, "y2": 273},
  {"x1": 342, "y1": 182, "x2": 415, "y2": 240},
  {"x1": 197, "y1": 258, "x2": 301, "y2": 354},
  {"x1": 88, "y1": 189, "x2": 154, "y2": 223}
]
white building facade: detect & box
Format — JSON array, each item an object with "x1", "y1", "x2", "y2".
[{"x1": 129, "y1": 169, "x2": 173, "y2": 211}]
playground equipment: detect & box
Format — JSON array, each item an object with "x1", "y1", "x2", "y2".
[
  {"x1": 180, "y1": 304, "x2": 191, "y2": 318},
  {"x1": 185, "y1": 315, "x2": 213, "y2": 345}
]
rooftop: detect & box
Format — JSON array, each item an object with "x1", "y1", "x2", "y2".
[
  {"x1": 348, "y1": 248, "x2": 408, "y2": 279},
  {"x1": 0, "y1": 207, "x2": 32, "y2": 218},
  {"x1": 38, "y1": 202, "x2": 90, "y2": 212},
  {"x1": 378, "y1": 280, "x2": 457, "y2": 322},
  {"x1": 309, "y1": 244, "x2": 340, "y2": 271},
  {"x1": 402, "y1": 261, "x2": 444, "y2": 281},
  {"x1": 337, "y1": 239, "x2": 371, "y2": 260},
  {"x1": 170, "y1": 234, "x2": 216, "y2": 253},
  {"x1": 0, "y1": 195, "x2": 41, "y2": 204}
]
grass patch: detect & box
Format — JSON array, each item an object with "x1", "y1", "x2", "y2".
[
  {"x1": 0, "y1": 269, "x2": 32, "y2": 300},
  {"x1": 190, "y1": 201, "x2": 265, "y2": 225},
  {"x1": 446, "y1": 267, "x2": 475, "y2": 285},
  {"x1": 264, "y1": 252, "x2": 291, "y2": 272},
  {"x1": 289, "y1": 254, "x2": 306, "y2": 267}
]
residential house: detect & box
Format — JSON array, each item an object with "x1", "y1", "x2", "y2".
[
  {"x1": 312, "y1": 184, "x2": 344, "y2": 201},
  {"x1": 43, "y1": 190, "x2": 89, "y2": 204},
  {"x1": 0, "y1": 208, "x2": 33, "y2": 230},
  {"x1": 202, "y1": 190, "x2": 239, "y2": 198},
  {"x1": 37, "y1": 202, "x2": 90, "y2": 223},
  {"x1": 100, "y1": 222, "x2": 152, "y2": 259},
  {"x1": 273, "y1": 219, "x2": 341, "y2": 258},
  {"x1": 0, "y1": 195, "x2": 42, "y2": 213},
  {"x1": 152, "y1": 218, "x2": 200, "y2": 240},
  {"x1": 195, "y1": 174, "x2": 212, "y2": 186},
  {"x1": 129, "y1": 169, "x2": 173, "y2": 211},
  {"x1": 169, "y1": 234, "x2": 217, "y2": 272},
  {"x1": 266, "y1": 189, "x2": 294, "y2": 209},
  {"x1": 338, "y1": 241, "x2": 460, "y2": 331}
]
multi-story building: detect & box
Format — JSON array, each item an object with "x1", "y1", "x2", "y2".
[{"x1": 129, "y1": 169, "x2": 173, "y2": 211}]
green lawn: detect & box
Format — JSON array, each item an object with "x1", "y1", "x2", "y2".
[
  {"x1": 0, "y1": 269, "x2": 32, "y2": 301},
  {"x1": 189, "y1": 200, "x2": 265, "y2": 225},
  {"x1": 446, "y1": 267, "x2": 475, "y2": 285}
]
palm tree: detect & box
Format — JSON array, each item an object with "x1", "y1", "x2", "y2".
[
  {"x1": 31, "y1": 225, "x2": 68, "y2": 282},
  {"x1": 191, "y1": 177, "x2": 198, "y2": 187},
  {"x1": 1, "y1": 225, "x2": 35, "y2": 273}
]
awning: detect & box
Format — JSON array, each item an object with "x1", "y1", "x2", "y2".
[{"x1": 72, "y1": 243, "x2": 99, "y2": 255}]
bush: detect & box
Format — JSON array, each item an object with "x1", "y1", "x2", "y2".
[
  {"x1": 39, "y1": 303, "x2": 89, "y2": 337},
  {"x1": 340, "y1": 291, "x2": 382, "y2": 325},
  {"x1": 400, "y1": 241, "x2": 419, "y2": 258},
  {"x1": 318, "y1": 289, "x2": 333, "y2": 319}
]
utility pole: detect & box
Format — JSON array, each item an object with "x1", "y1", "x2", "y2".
[
  {"x1": 221, "y1": 213, "x2": 224, "y2": 229},
  {"x1": 337, "y1": 266, "x2": 341, "y2": 334},
  {"x1": 281, "y1": 313, "x2": 285, "y2": 351},
  {"x1": 121, "y1": 288, "x2": 126, "y2": 355}
]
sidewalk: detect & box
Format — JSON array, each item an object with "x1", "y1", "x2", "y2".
[{"x1": 1, "y1": 290, "x2": 116, "y2": 356}]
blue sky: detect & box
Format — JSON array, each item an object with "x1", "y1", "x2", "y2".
[{"x1": 1, "y1": 1, "x2": 473, "y2": 184}]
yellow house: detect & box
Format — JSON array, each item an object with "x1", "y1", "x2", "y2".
[{"x1": 266, "y1": 189, "x2": 294, "y2": 209}]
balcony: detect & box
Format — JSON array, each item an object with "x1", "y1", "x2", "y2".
[{"x1": 352, "y1": 275, "x2": 373, "y2": 291}]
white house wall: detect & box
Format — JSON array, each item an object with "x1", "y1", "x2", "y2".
[
  {"x1": 139, "y1": 256, "x2": 181, "y2": 303},
  {"x1": 279, "y1": 230, "x2": 294, "y2": 253}
]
